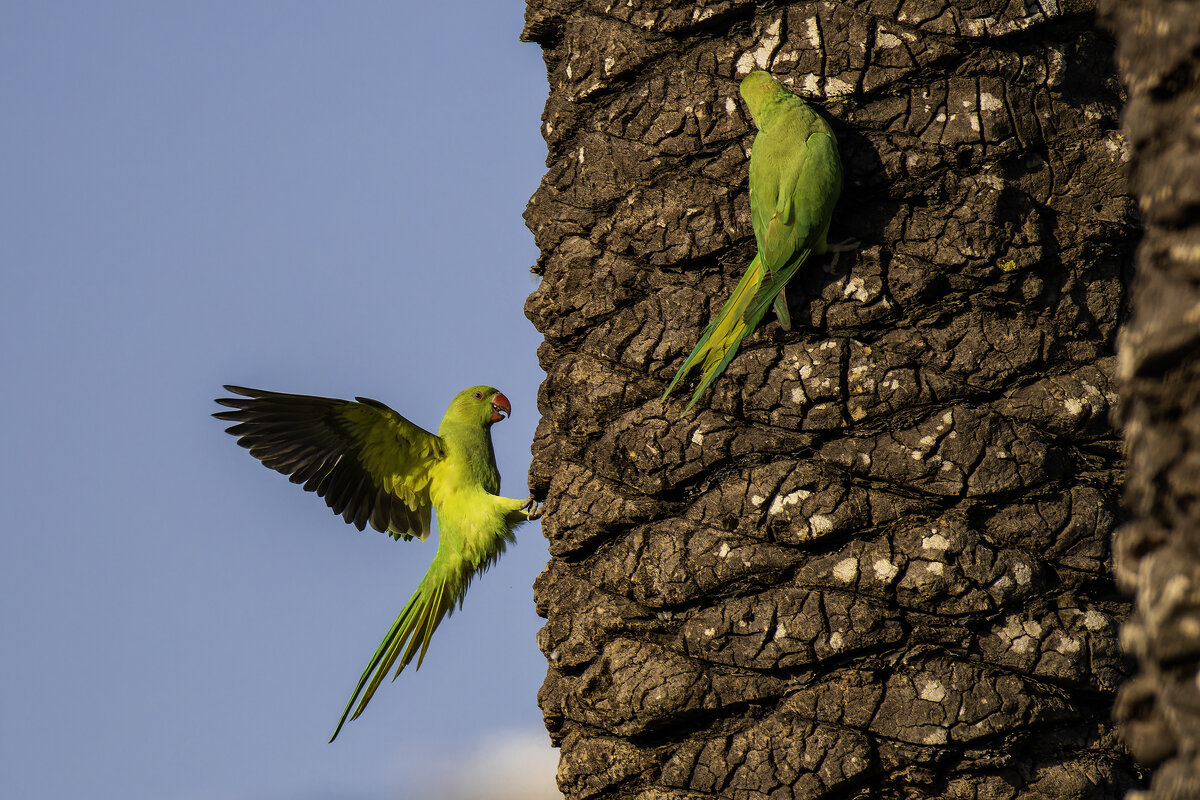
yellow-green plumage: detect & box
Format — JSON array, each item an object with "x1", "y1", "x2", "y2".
[
  {"x1": 213, "y1": 384, "x2": 540, "y2": 740},
  {"x1": 664, "y1": 70, "x2": 844, "y2": 410}
]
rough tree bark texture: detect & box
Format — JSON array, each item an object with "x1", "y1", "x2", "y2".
[
  {"x1": 1100, "y1": 3, "x2": 1200, "y2": 799},
  {"x1": 521, "y1": 1, "x2": 1140, "y2": 797}
]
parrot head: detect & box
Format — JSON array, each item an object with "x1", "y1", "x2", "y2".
[
  {"x1": 738, "y1": 70, "x2": 786, "y2": 124},
  {"x1": 449, "y1": 385, "x2": 510, "y2": 427}
]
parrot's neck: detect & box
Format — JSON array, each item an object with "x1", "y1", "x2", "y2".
[
  {"x1": 438, "y1": 419, "x2": 501, "y2": 491},
  {"x1": 753, "y1": 92, "x2": 790, "y2": 128}
]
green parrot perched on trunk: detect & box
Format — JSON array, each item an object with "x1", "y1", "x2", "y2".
[
  {"x1": 664, "y1": 70, "x2": 850, "y2": 411},
  {"x1": 213, "y1": 384, "x2": 542, "y2": 741}
]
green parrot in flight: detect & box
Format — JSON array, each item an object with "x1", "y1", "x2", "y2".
[
  {"x1": 213, "y1": 384, "x2": 542, "y2": 740},
  {"x1": 664, "y1": 70, "x2": 850, "y2": 411}
]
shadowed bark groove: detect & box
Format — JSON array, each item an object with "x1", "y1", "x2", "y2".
[
  {"x1": 1099, "y1": 2, "x2": 1200, "y2": 799},
  {"x1": 522, "y1": 1, "x2": 1141, "y2": 797}
]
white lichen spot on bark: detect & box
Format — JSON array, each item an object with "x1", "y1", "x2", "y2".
[
  {"x1": 843, "y1": 277, "x2": 870, "y2": 301},
  {"x1": 736, "y1": 17, "x2": 782, "y2": 75},
  {"x1": 1055, "y1": 634, "x2": 1081, "y2": 655},
  {"x1": 833, "y1": 557, "x2": 859, "y2": 583},
  {"x1": 919, "y1": 679, "x2": 946, "y2": 702},
  {"x1": 923, "y1": 728, "x2": 949, "y2": 745},
  {"x1": 804, "y1": 16, "x2": 821, "y2": 48},
  {"x1": 769, "y1": 489, "x2": 809, "y2": 515},
  {"x1": 922, "y1": 532, "x2": 950, "y2": 551},
  {"x1": 874, "y1": 559, "x2": 900, "y2": 582},
  {"x1": 825, "y1": 76, "x2": 855, "y2": 97}
]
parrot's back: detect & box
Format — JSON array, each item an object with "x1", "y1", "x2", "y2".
[{"x1": 750, "y1": 94, "x2": 843, "y2": 267}]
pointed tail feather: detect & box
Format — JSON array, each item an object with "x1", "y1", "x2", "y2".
[
  {"x1": 744, "y1": 248, "x2": 812, "y2": 328},
  {"x1": 329, "y1": 576, "x2": 454, "y2": 741},
  {"x1": 663, "y1": 255, "x2": 767, "y2": 411}
]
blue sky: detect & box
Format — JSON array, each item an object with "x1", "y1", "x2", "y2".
[{"x1": 1, "y1": 3, "x2": 557, "y2": 798}]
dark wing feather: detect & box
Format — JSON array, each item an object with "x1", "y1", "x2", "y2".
[{"x1": 214, "y1": 385, "x2": 442, "y2": 540}]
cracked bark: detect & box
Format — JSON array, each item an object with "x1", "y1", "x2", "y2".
[
  {"x1": 1098, "y1": 2, "x2": 1200, "y2": 799},
  {"x1": 522, "y1": 1, "x2": 1141, "y2": 797}
]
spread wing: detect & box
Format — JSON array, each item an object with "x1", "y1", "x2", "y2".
[{"x1": 214, "y1": 385, "x2": 443, "y2": 540}]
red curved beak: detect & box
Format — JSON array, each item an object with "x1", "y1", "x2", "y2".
[{"x1": 490, "y1": 392, "x2": 511, "y2": 423}]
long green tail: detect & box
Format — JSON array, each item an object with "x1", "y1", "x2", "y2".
[
  {"x1": 667, "y1": 251, "x2": 807, "y2": 411},
  {"x1": 329, "y1": 573, "x2": 453, "y2": 741},
  {"x1": 663, "y1": 255, "x2": 764, "y2": 411},
  {"x1": 663, "y1": 248, "x2": 814, "y2": 412},
  {"x1": 744, "y1": 247, "x2": 812, "y2": 330}
]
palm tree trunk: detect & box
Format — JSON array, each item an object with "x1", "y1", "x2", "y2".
[
  {"x1": 1101, "y1": 1, "x2": 1200, "y2": 797},
  {"x1": 523, "y1": 1, "x2": 1141, "y2": 796}
]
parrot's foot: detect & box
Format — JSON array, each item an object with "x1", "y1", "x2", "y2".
[
  {"x1": 522, "y1": 497, "x2": 545, "y2": 521},
  {"x1": 826, "y1": 238, "x2": 860, "y2": 269}
]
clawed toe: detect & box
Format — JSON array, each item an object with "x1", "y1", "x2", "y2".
[
  {"x1": 826, "y1": 238, "x2": 860, "y2": 269},
  {"x1": 522, "y1": 497, "x2": 545, "y2": 521}
]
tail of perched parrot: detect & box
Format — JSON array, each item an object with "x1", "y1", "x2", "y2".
[{"x1": 663, "y1": 252, "x2": 790, "y2": 411}]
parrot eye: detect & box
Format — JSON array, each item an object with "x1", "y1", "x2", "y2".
[{"x1": 473, "y1": 391, "x2": 483, "y2": 400}]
